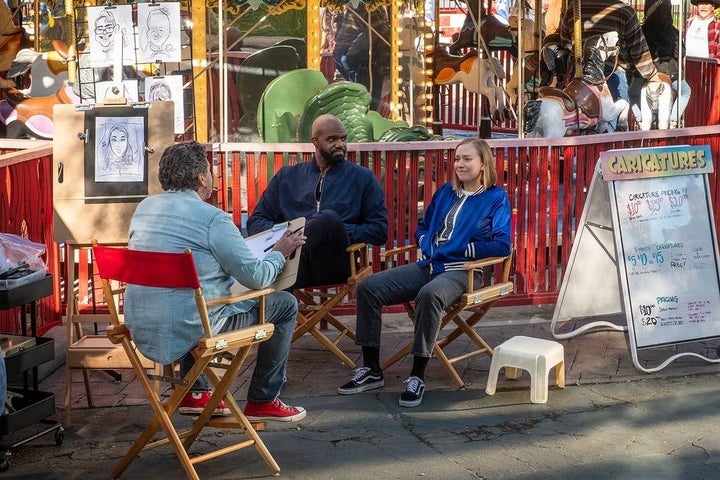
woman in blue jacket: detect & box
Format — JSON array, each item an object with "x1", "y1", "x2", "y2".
[{"x1": 338, "y1": 138, "x2": 512, "y2": 407}]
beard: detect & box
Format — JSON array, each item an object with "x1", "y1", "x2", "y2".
[{"x1": 319, "y1": 146, "x2": 346, "y2": 164}]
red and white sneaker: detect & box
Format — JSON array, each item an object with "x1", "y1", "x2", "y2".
[
  {"x1": 178, "y1": 391, "x2": 231, "y2": 416},
  {"x1": 244, "y1": 398, "x2": 306, "y2": 422}
]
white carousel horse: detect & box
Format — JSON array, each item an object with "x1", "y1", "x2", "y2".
[
  {"x1": 523, "y1": 32, "x2": 630, "y2": 138},
  {"x1": 429, "y1": 47, "x2": 511, "y2": 121},
  {"x1": 637, "y1": 77, "x2": 673, "y2": 130}
]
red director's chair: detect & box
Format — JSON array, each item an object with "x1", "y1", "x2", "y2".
[{"x1": 92, "y1": 242, "x2": 280, "y2": 480}]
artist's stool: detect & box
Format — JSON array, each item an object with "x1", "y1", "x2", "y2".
[{"x1": 485, "y1": 336, "x2": 565, "y2": 404}]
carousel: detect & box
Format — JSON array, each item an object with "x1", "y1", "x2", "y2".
[{"x1": 0, "y1": 0, "x2": 709, "y2": 141}]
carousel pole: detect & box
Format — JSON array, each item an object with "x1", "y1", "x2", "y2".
[
  {"x1": 192, "y1": 0, "x2": 209, "y2": 142},
  {"x1": 477, "y1": 0, "x2": 490, "y2": 139},
  {"x1": 33, "y1": 0, "x2": 39, "y2": 51},
  {"x1": 219, "y1": 3, "x2": 227, "y2": 143},
  {"x1": 431, "y1": 0, "x2": 442, "y2": 134},
  {"x1": 390, "y1": 0, "x2": 401, "y2": 121},
  {"x1": 517, "y1": 1, "x2": 525, "y2": 136},
  {"x1": 572, "y1": 0, "x2": 582, "y2": 78},
  {"x1": 307, "y1": 0, "x2": 322, "y2": 71},
  {"x1": 65, "y1": 0, "x2": 76, "y2": 84},
  {"x1": 677, "y1": 0, "x2": 685, "y2": 127}
]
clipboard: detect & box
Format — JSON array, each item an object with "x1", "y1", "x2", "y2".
[{"x1": 243, "y1": 217, "x2": 305, "y2": 292}]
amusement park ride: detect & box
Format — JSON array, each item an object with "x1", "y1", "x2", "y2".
[{"x1": 0, "y1": 0, "x2": 705, "y2": 141}]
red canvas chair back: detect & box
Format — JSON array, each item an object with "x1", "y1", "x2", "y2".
[{"x1": 92, "y1": 246, "x2": 201, "y2": 289}]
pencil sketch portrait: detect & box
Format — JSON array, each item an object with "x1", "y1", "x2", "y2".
[
  {"x1": 137, "y1": 2, "x2": 182, "y2": 63},
  {"x1": 87, "y1": 5, "x2": 136, "y2": 67},
  {"x1": 94, "y1": 117, "x2": 145, "y2": 182},
  {"x1": 145, "y1": 75, "x2": 184, "y2": 134}
]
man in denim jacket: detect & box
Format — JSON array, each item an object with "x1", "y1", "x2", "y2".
[{"x1": 125, "y1": 142, "x2": 307, "y2": 422}]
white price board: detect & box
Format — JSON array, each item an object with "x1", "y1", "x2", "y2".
[{"x1": 604, "y1": 145, "x2": 720, "y2": 355}]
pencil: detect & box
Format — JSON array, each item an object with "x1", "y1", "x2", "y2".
[{"x1": 263, "y1": 227, "x2": 304, "y2": 252}]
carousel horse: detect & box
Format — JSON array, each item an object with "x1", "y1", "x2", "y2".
[
  {"x1": 636, "y1": 75, "x2": 673, "y2": 130},
  {"x1": 523, "y1": 32, "x2": 629, "y2": 138},
  {"x1": 0, "y1": 40, "x2": 79, "y2": 139},
  {"x1": 430, "y1": 46, "x2": 511, "y2": 121}
]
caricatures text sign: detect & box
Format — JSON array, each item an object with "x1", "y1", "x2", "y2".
[{"x1": 603, "y1": 145, "x2": 720, "y2": 349}]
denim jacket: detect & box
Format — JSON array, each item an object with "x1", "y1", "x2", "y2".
[{"x1": 124, "y1": 189, "x2": 285, "y2": 364}]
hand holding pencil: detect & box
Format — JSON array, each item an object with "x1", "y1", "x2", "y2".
[{"x1": 272, "y1": 228, "x2": 306, "y2": 258}]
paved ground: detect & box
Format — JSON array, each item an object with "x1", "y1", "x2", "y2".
[{"x1": 3, "y1": 304, "x2": 720, "y2": 479}]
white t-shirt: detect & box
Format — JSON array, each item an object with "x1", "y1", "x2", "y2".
[{"x1": 686, "y1": 17, "x2": 713, "y2": 58}]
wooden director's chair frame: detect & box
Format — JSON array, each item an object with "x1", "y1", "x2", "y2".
[
  {"x1": 380, "y1": 246, "x2": 514, "y2": 388},
  {"x1": 92, "y1": 242, "x2": 281, "y2": 480},
  {"x1": 63, "y1": 242, "x2": 157, "y2": 427},
  {"x1": 292, "y1": 242, "x2": 372, "y2": 368}
]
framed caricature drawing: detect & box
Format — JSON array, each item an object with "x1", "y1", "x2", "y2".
[
  {"x1": 87, "y1": 5, "x2": 136, "y2": 68},
  {"x1": 137, "y1": 2, "x2": 182, "y2": 63},
  {"x1": 85, "y1": 107, "x2": 147, "y2": 202},
  {"x1": 144, "y1": 75, "x2": 184, "y2": 134}
]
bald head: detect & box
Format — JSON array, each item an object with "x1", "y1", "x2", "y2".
[
  {"x1": 311, "y1": 114, "x2": 347, "y2": 167},
  {"x1": 311, "y1": 114, "x2": 346, "y2": 139}
]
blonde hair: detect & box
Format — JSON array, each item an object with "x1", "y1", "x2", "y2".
[{"x1": 451, "y1": 138, "x2": 498, "y2": 191}]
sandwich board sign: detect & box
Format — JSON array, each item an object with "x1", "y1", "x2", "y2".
[{"x1": 552, "y1": 145, "x2": 720, "y2": 372}]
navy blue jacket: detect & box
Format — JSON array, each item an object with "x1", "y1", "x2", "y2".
[{"x1": 247, "y1": 157, "x2": 388, "y2": 245}]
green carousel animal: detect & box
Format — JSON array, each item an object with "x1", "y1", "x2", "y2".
[{"x1": 258, "y1": 68, "x2": 442, "y2": 143}]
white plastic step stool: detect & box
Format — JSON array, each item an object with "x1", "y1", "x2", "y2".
[{"x1": 485, "y1": 335, "x2": 565, "y2": 404}]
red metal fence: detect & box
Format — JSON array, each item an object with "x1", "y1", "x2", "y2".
[
  {"x1": 216, "y1": 125, "x2": 720, "y2": 310},
  {"x1": 0, "y1": 142, "x2": 61, "y2": 334}
]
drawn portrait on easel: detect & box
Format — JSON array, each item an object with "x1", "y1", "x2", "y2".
[
  {"x1": 95, "y1": 117, "x2": 144, "y2": 181},
  {"x1": 87, "y1": 5, "x2": 135, "y2": 68},
  {"x1": 137, "y1": 2, "x2": 182, "y2": 63},
  {"x1": 84, "y1": 107, "x2": 149, "y2": 203},
  {"x1": 144, "y1": 75, "x2": 184, "y2": 134}
]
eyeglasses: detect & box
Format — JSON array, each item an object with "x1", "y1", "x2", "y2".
[{"x1": 94, "y1": 24, "x2": 116, "y2": 35}]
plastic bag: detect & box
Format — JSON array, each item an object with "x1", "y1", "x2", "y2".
[{"x1": 0, "y1": 233, "x2": 47, "y2": 274}]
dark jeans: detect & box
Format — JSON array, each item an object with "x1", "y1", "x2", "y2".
[
  {"x1": 294, "y1": 210, "x2": 351, "y2": 289},
  {"x1": 184, "y1": 291, "x2": 297, "y2": 402},
  {"x1": 355, "y1": 263, "x2": 483, "y2": 358}
]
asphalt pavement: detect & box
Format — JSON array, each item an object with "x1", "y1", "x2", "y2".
[{"x1": 3, "y1": 304, "x2": 720, "y2": 480}]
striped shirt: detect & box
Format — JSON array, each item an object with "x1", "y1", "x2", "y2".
[{"x1": 560, "y1": 0, "x2": 658, "y2": 80}]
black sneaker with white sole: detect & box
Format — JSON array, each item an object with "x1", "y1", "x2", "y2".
[
  {"x1": 338, "y1": 366, "x2": 384, "y2": 394},
  {"x1": 398, "y1": 376, "x2": 425, "y2": 407}
]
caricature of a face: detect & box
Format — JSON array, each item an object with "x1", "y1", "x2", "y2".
[
  {"x1": 109, "y1": 127, "x2": 128, "y2": 157},
  {"x1": 94, "y1": 11, "x2": 117, "y2": 50},
  {"x1": 149, "y1": 83, "x2": 172, "y2": 101},
  {"x1": 147, "y1": 11, "x2": 171, "y2": 50}
]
